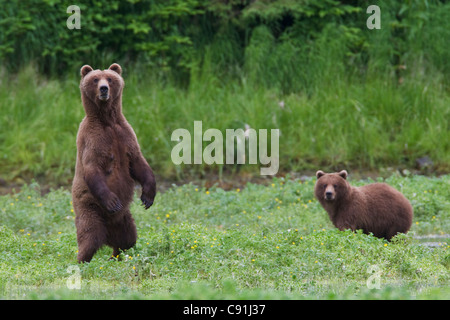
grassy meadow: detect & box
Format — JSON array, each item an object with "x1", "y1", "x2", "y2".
[
  {"x1": 0, "y1": 174, "x2": 448, "y2": 299},
  {"x1": 0, "y1": 0, "x2": 449, "y2": 301}
]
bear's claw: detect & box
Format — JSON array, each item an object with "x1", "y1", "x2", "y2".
[
  {"x1": 105, "y1": 194, "x2": 123, "y2": 213},
  {"x1": 140, "y1": 195, "x2": 154, "y2": 209}
]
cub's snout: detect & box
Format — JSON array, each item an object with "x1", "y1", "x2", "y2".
[{"x1": 325, "y1": 189, "x2": 334, "y2": 200}]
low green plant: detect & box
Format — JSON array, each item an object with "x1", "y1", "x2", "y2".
[{"x1": 0, "y1": 174, "x2": 448, "y2": 299}]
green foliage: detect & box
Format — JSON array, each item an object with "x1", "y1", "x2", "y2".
[
  {"x1": 0, "y1": 0, "x2": 208, "y2": 77},
  {"x1": 1, "y1": 0, "x2": 449, "y2": 89},
  {"x1": 0, "y1": 175, "x2": 449, "y2": 299},
  {"x1": 0, "y1": 1, "x2": 449, "y2": 182}
]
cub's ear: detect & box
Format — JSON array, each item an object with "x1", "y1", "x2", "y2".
[
  {"x1": 109, "y1": 63, "x2": 122, "y2": 76},
  {"x1": 80, "y1": 65, "x2": 93, "y2": 77},
  {"x1": 316, "y1": 170, "x2": 325, "y2": 179},
  {"x1": 338, "y1": 170, "x2": 348, "y2": 180}
]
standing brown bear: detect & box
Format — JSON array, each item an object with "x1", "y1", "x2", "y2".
[
  {"x1": 72, "y1": 63, "x2": 156, "y2": 263},
  {"x1": 314, "y1": 170, "x2": 413, "y2": 240}
]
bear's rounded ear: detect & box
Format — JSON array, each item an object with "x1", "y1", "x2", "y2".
[
  {"x1": 316, "y1": 170, "x2": 325, "y2": 179},
  {"x1": 80, "y1": 65, "x2": 93, "y2": 77},
  {"x1": 109, "y1": 63, "x2": 122, "y2": 76},
  {"x1": 338, "y1": 170, "x2": 348, "y2": 180}
]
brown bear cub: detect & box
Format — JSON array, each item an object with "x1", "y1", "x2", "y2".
[
  {"x1": 72, "y1": 63, "x2": 156, "y2": 263},
  {"x1": 314, "y1": 170, "x2": 413, "y2": 240}
]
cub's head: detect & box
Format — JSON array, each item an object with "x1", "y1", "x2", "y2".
[
  {"x1": 314, "y1": 170, "x2": 349, "y2": 202},
  {"x1": 80, "y1": 63, "x2": 124, "y2": 103}
]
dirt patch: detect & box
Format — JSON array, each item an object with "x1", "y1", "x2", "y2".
[{"x1": 0, "y1": 167, "x2": 444, "y2": 196}]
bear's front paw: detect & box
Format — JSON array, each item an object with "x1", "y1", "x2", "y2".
[
  {"x1": 104, "y1": 193, "x2": 123, "y2": 213},
  {"x1": 140, "y1": 193, "x2": 154, "y2": 210}
]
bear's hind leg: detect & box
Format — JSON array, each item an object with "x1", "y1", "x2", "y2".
[
  {"x1": 77, "y1": 230, "x2": 107, "y2": 263},
  {"x1": 107, "y1": 211, "x2": 137, "y2": 259},
  {"x1": 76, "y1": 211, "x2": 107, "y2": 263}
]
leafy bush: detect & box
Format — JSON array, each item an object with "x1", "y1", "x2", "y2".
[{"x1": 1, "y1": 0, "x2": 449, "y2": 90}]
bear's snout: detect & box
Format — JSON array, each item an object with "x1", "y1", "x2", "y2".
[
  {"x1": 98, "y1": 80, "x2": 110, "y2": 101},
  {"x1": 324, "y1": 186, "x2": 335, "y2": 200},
  {"x1": 100, "y1": 85, "x2": 108, "y2": 94}
]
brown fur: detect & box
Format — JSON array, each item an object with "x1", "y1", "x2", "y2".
[
  {"x1": 72, "y1": 63, "x2": 156, "y2": 263},
  {"x1": 314, "y1": 170, "x2": 413, "y2": 240}
]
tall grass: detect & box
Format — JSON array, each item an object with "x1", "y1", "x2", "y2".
[{"x1": 0, "y1": 60, "x2": 448, "y2": 184}]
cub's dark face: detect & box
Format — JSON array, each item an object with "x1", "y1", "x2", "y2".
[
  {"x1": 80, "y1": 63, "x2": 124, "y2": 103},
  {"x1": 314, "y1": 170, "x2": 349, "y2": 202}
]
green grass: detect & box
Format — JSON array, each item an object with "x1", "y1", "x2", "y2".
[
  {"x1": 0, "y1": 174, "x2": 449, "y2": 299},
  {"x1": 0, "y1": 63, "x2": 449, "y2": 184}
]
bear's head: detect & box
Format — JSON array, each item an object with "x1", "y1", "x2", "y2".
[
  {"x1": 79, "y1": 63, "x2": 124, "y2": 104},
  {"x1": 314, "y1": 170, "x2": 349, "y2": 202}
]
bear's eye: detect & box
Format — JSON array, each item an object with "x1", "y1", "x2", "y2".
[
  {"x1": 93, "y1": 78, "x2": 99, "y2": 84},
  {"x1": 107, "y1": 78, "x2": 112, "y2": 83},
  {"x1": 323, "y1": 184, "x2": 327, "y2": 189},
  {"x1": 333, "y1": 184, "x2": 337, "y2": 188}
]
